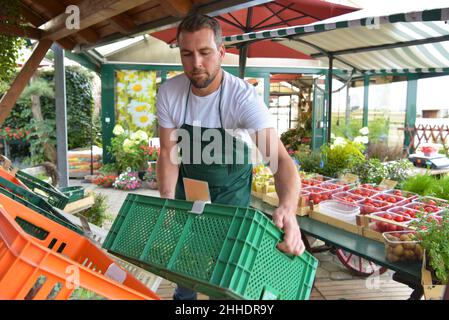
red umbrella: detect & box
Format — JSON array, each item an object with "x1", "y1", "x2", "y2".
[{"x1": 151, "y1": 0, "x2": 358, "y2": 77}]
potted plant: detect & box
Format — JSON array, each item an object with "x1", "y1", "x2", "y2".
[
  {"x1": 143, "y1": 161, "x2": 158, "y2": 190},
  {"x1": 140, "y1": 145, "x2": 160, "y2": 180},
  {"x1": 113, "y1": 168, "x2": 141, "y2": 191},
  {"x1": 93, "y1": 175, "x2": 117, "y2": 188},
  {"x1": 411, "y1": 211, "x2": 449, "y2": 299},
  {"x1": 108, "y1": 125, "x2": 151, "y2": 173}
]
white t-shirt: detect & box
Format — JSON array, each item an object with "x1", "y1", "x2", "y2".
[{"x1": 156, "y1": 70, "x2": 273, "y2": 133}]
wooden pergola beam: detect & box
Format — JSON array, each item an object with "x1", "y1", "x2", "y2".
[
  {"x1": 0, "y1": 39, "x2": 53, "y2": 125},
  {"x1": 108, "y1": 13, "x2": 136, "y2": 35},
  {"x1": 41, "y1": 0, "x2": 151, "y2": 41},
  {"x1": 0, "y1": 23, "x2": 42, "y2": 39},
  {"x1": 78, "y1": 28, "x2": 100, "y2": 44},
  {"x1": 160, "y1": 0, "x2": 193, "y2": 17},
  {"x1": 18, "y1": 1, "x2": 78, "y2": 50}
]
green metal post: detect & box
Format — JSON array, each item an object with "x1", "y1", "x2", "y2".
[
  {"x1": 363, "y1": 75, "x2": 369, "y2": 127},
  {"x1": 101, "y1": 65, "x2": 115, "y2": 164},
  {"x1": 404, "y1": 75, "x2": 418, "y2": 154}
]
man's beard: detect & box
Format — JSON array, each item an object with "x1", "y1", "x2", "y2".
[{"x1": 189, "y1": 67, "x2": 219, "y2": 89}]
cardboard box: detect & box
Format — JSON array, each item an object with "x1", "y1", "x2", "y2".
[
  {"x1": 308, "y1": 209, "x2": 363, "y2": 235},
  {"x1": 262, "y1": 192, "x2": 312, "y2": 216},
  {"x1": 421, "y1": 253, "x2": 447, "y2": 300},
  {"x1": 359, "y1": 214, "x2": 414, "y2": 243}
]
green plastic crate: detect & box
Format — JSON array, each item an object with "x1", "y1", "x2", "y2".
[
  {"x1": 59, "y1": 186, "x2": 85, "y2": 203},
  {"x1": 103, "y1": 194, "x2": 318, "y2": 300},
  {"x1": 16, "y1": 170, "x2": 69, "y2": 209},
  {"x1": 0, "y1": 177, "x2": 83, "y2": 235}
]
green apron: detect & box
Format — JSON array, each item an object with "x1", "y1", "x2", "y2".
[{"x1": 175, "y1": 79, "x2": 253, "y2": 207}]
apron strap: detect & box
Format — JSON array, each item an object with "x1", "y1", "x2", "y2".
[{"x1": 183, "y1": 72, "x2": 225, "y2": 128}]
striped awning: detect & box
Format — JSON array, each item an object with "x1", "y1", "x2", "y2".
[{"x1": 223, "y1": 7, "x2": 449, "y2": 74}]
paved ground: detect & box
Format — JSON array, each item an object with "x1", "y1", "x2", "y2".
[{"x1": 69, "y1": 178, "x2": 414, "y2": 300}]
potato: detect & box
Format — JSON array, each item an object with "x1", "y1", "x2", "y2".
[
  {"x1": 404, "y1": 243, "x2": 416, "y2": 250},
  {"x1": 404, "y1": 250, "x2": 415, "y2": 260},
  {"x1": 393, "y1": 244, "x2": 404, "y2": 256},
  {"x1": 414, "y1": 245, "x2": 423, "y2": 259},
  {"x1": 387, "y1": 253, "x2": 399, "y2": 262},
  {"x1": 400, "y1": 234, "x2": 411, "y2": 242}
]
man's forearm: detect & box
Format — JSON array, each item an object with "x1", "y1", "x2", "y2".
[
  {"x1": 157, "y1": 153, "x2": 179, "y2": 199},
  {"x1": 273, "y1": 156, "x2": 301, "y2": 211}
]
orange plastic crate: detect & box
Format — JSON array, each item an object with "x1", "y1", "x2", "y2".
[
  {"x1": 0, "y1": 167, "x2": 29, "y2": 189},
  {"x1": 0, "y1": 194, "x2": 160, "y2": 300}
]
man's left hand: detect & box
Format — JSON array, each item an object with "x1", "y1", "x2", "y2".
[{"x1": 272, "y1": 206, "x2": 305, "y2": 256}]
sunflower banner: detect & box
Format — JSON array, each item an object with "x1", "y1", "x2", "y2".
[{"x1": 115, "y1": 70, "x2": 159, "y2": 135}]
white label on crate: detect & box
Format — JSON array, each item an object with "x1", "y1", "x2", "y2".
[{"x1": 105, "y1": 263, "x2": 127, "y2": 284}]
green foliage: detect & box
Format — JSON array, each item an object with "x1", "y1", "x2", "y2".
[
  {"x1": 331, "y1": 118, "x2": 361, "y2": 140},
  {"x1": 385, "y1": 159, "x2": 413, "y2": 183},
  {"x1": 350, "y1": 158, "x2": 413, "y2": 184},
  {"x1": 332, "y1": 117, "x2": 389, "y2": 142},
  {"x1": 108, "y1": 134, "x2": 147, "y2": 172},
  {"x1": 82, "y1": 192, "x2": 112, "y2": 227},
  {"x1": 0, "y1": 0, "x2": 25, "y2": 88},
  {"x1": 318, "y1": 140, "x2": 365, "y2": 178},
  {"x1": 293, "y1": 145, "x2": 322, "y2": 174},
  {"x1": 1, "y1": 66, "x2": 97, "y2": 163},
  {"x1": 350, "y1": 158, "x2": 389, "y2": 184},
  {"x1": 400, "y1": 174, "x2": 436, "y2": 196},
  {"x1": 366, "y1": 141, "x2": 403, "y2": 161},
  {"x1": 99, "y1": 163, "x2": 119, "y2": 175},
  {"x1": 19, "y1": 78, "x2": 54, "y2": 100},
  {"x1": 427, "y1": 175, "x2": 449, "y2": 201},
  {"x1": 413, "y1": 211, "x2": 449, "y2": 284},
  {"x1": 40, "y1": 66, "x2": 95, "y2": 150},
  {"x1": 24, "y1": 118, "x2": 56, "y2": 165}
]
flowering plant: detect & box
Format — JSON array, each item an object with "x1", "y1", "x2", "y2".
[
  {"x1": 141, "y1": 145, "x2": 160, "y2": 162},
  {"x1": 113, "y1": 168, "x2": 141, "y2": 190},
  {"x1": 109, "y1": 124, "x2": 150, "y2": 171},
  {"x1": 93, "y1": 175, "x2": 117, "y2": 188},
  {"x1": 143, "y1": 161, "x2": 157, "y2": 181},
  {"x1": 0, "y1": 127, "x2": 30, "y2": 141}
]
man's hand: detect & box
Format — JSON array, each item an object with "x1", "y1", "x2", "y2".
[{"x1": 272, "y1": 205, "x2": 305, "y2": 256}]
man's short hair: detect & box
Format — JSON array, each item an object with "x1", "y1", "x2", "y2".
[{"x1": 176, "y1": 13, "x2": 222, "y2": 47}]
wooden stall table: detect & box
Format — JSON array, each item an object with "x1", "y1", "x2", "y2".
[{"x1": 250, "y1": 196, "x2": 423, "y2": 300}]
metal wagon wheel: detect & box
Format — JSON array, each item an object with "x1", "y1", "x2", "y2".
[{"x1": 335, "y1": 249, "x2": 388, "y2": 277}]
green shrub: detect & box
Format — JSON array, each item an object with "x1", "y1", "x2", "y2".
[
  {"x1": 293, "y1": 145, "x2": 322, "y2": 173},
  {"x1": 81, "y1": 192, "x2": 112, "y2": 227},
  {"x1": 318, "y1": 140, "x2": 365, "y2": 178},
  {"x1": 350, "y1": 158, "x2": 388, "y2": 184},
  {"x1": 428, "y1": 175, "x2": 449, "y2": 201},
  {"x1": 399, "y1": 174, "x2": 436, "y2": 195}
]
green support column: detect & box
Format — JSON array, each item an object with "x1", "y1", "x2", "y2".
[
  {"x1": 101, "y1": 65, "x2": 115, "y2": 164},
  {"x1": 363, "y1": 75, "x2": 369, "y2": 127},
  {"x1": 264, "y1": 73, "x2": 270, "y2": 107},
  {"x1": 404, "y1": 75, "x2": 418, "y2": 154}
]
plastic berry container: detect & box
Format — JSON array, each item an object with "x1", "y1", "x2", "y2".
[
  {"x1": 382, "y1": 189, "x2": 419, "y2": 203},
  {"x1": 301, "y1": 178, "x2": 323, "y2": 187},
  {"x1": 367, "y1": 211, "x2": 415, "y2": 233},
  {"x1": 371, "y1": 193, "x2": 407, "y2": 206},
  {"x1": 403, "y1": 202, "x2": 444, "y2": 216},
  {"x1": 387, "y1": 206, "x2": 421, "y2": 219},
  {"x1": 383, "y1": 231, "x2": 423, "y2": 263},
  {"x1": 414, "y1": 196, "x2": 449, "y2": 209},
  {"x1": 348, "y1": 187, "x2": 379, "y2": 198},
  {"x1": 327, "y1": 179, "x2": 356, "y2": 191},
  {"x1": 331, "y1": 191, "x2": 365, "y2": 204},
  {"x1": 357, "y1": 198, "x2": 392, "y2": 215},
  {"x1": 318, "y1": 182, "x2": 345, "y2": 192},
  {"x1": 302, "y1": 186, "x2": 332, "y2": 205}
]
